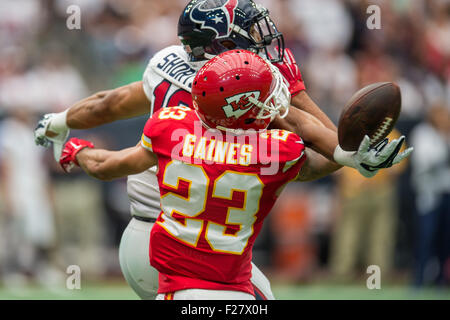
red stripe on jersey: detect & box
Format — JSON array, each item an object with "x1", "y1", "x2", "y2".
[{"x1": 253, "y1": 285, "x2": 268, "y2": 300}]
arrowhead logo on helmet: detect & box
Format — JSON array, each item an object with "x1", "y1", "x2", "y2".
[
  {"x1": 190, "y1": 0, "x2": 238, "y2": 38},
  {"x1": 222, "y1": 91, "x2": 261, "y2": 118}
]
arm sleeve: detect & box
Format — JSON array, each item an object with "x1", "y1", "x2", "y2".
[
  {"x1": 280, "y1": 132, "x2": 307, "y2": 174},
  {"x1": 140, "y1": 108, "x2": 169, "y2": 153}
]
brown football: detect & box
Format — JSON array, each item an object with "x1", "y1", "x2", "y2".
[{"x1": 338, "y1": 82, "x2": 401, "y2": 151}]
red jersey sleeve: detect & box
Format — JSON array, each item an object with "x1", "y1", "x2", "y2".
[
  {"x1": 140, "y1": 106, "x2": 191, "y2": 154},
  {"x1": 281, "y1": 131, "x2": 306, "y2": 174},
  {"x1": 264, "y1": 129, "x2": 306, "y2": 178},
  {"x1": 141, "y1": 110, "x2": 163, "y2": 153}
]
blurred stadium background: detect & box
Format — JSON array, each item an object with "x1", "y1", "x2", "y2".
[{"x1": 0, "y1": 0, "x2": 449, "y2": 300}]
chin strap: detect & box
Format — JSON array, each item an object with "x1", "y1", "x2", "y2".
[
  {"x1": 251, "y1": 62, "x2": 291, "y2": 120},
  {"x1": 229, "y1": 24, "x2": 251, "y2": 40}
]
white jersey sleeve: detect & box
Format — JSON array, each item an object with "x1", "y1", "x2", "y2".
[
  {"x1": 142, "y1": 45, "x2": 197, "y2": 115},
  {"x1": 128, "y1": 45, "x2": 197, "y2": 220}
]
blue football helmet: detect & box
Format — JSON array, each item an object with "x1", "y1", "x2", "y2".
[{"x1": 178, "y1": 0, "x2": 285, "y2": 63}]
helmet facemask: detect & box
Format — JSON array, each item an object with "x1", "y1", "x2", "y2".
[
  {"x1": 248, "y1": 62, "x2": 291, "y2": 122},
  {"x1": 209, "y1": 5, "x2": 286, "y2": 63},
  {"x1": 248, "y1": 6, "x2": 285, "y2": 63}
]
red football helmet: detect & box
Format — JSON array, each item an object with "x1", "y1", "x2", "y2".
[{"x1": 191, "y1": 49, "x2": 290, "y2": 132}]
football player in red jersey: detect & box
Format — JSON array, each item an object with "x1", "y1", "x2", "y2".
[
  {"x1": 60, "y1": 50, "x2": 311, "y2": 299},
  {"x1": 34, "y1": 0, "x2": 310, "y2": 300},
  {"x1": 59, "y1": 50, "x2": 410, "y2": 299},
  {"x1": 35, "y1": 0, "x2": 410, "y2": 299}
]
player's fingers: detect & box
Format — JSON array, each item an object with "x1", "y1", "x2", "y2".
[
  {"x1": 373, "y1": 138, "x2": 389, "y2": 152},
  {"x1": 62, "y1": 162, "x2": 73, "y2": 173},
  {"x1": 377, "y1": 141, "x2": 396, "y2": 161},
  {"x1": 365, "y1": 169, "x2": 378, "y2": 178},
  {"x1": 392, "y1": 147, "x2": 414, "y2": 165},
  {"x1": 358, "y1": 135, "x2": 371, "y2": 153},
  {"x1": 394, "y1": 135, "x2": 406, "y2": 147},
  {"x1": 379, "y1": 136, "x2": 405, "y2": 160},
  {"x1": 35, "y1": 136, "x2": 50, "y2": 148},
  {"x1": 59, "y1": 156, "x2": 71, "y2": 173}
]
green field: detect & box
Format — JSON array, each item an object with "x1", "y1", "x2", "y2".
[{"x1": 1, "y1": 282, "x2": 449, "y2": 300}]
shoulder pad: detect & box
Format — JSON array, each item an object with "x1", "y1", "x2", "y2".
[
  {"x1": 260, "y1": 129, "x2": 305, "y2": 163},
  {"x1": 148, "y1": 45, "x2": 197, "y2": 92}
]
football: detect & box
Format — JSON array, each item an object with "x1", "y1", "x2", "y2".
[{"x1": 338, "y1": 82, "x2": 402, "y2": 151}]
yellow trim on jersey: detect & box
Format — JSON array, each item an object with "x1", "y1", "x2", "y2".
[
  {"x1": 141, "y1": 134, "x2": 153, "y2": 151},
  {"x1": 283, "y1": 150, "x2": 305, "y2": 173}
]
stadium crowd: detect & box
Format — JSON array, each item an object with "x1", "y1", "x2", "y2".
[{"x1": 0, "y1": 0, "x2": 448, "y2": 292}]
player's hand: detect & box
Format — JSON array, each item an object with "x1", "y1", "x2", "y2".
[
  {"x1": 59, "y1": 138, "x2": 94, "y2": 173},
  {"x1": 34, "y1": 113, "x2": 70, "y2": 161},
  {"x1": 272, "y1": 48, "x2": 306, "y2": 97},
  {"x1": 357, "y1": 135, "x2": 413, "y2": 174},
  {"x1": 334, "y1": 135, "x2": 414, "y2": 178}
]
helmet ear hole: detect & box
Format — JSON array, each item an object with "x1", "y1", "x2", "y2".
[
  {"x1": 236, "y1": 76, "x2": 240, "y2": 80},
  {"x1": 202, "y1": 91, "x2": 206, "y2": 97},
  {"x1": 220, "y1": 87, "x2": 224, "y2": 92}
]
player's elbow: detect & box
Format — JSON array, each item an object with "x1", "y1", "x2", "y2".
[
  {"x1": 86, "y1": 165, "x2": 112, "y2": 181},
  {"x1": 297, "y1": 167, "x2": 331, "y2": 182},
  {"x1": 85, "y1": 161, "x2": 118, "y2": 181},
  {"x1": 296, "y1": 168, "x2": 315, "y2": 182}
]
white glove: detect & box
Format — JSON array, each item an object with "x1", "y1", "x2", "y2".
[
  {"x1": 34, "y1": 110, "x2": 70, "y2": 161},
  {"x1": 334, "y1": 135, "x2": 414, "y2": 178}
]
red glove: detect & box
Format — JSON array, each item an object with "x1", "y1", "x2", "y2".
[
  {"x1": 272, "y1": 48, "x2": 306, "y2": 97},
  {"x1": 59, "y1": 138, "x2": 94, "y2": 173}
]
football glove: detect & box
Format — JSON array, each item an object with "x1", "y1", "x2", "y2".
[
  {"x1": 272, "y1": 48, "x2": 306, "y2": 97},
  {"x1": 334, "y1": 135, "x2": 414, "y2": 178},
  {"x1": 34, "y1": 111, "x2": 70, "y2": 161},
  {"x1": 59, "y1": 138, "x2": 94, "y2": 173}
]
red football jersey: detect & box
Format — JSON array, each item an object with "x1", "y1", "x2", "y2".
[{"x1": 141, "y1": 106, "x2": 306, "y2": 295}]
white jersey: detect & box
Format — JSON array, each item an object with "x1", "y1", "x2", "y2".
[{"x1": 127, "y1": 45, "x2": 199, "y2": 219}]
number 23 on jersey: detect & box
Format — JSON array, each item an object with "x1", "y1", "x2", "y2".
[{"x1": 158, "y1": 160, "x2": 263, "y2": 255}]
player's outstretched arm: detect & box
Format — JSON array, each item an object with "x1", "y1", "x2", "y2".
[
  {"x1": 272, "y1": 107, "x2": 342, "y2": 180},
  {"x1": 59, "y1": 138, "x2": 157, "y2": 181},
  {"x1": 77, "y1": 145, "x2": 157, "y2": 181},
  {"x1": 272, "y1": 107, "x2": 339, "y2": 162},
  {"x1": 272, "y1": 107, "x2": 412, "y2": 178},
  {"x1": 66, "y1": 81, "x2": 149, "y2": 129},
  {"x1": 297, "y1": 149, "x2": 341, "y2": 182},
  {"x1": 34, "y1": 81, "x2": 150, "y2": 160}
]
